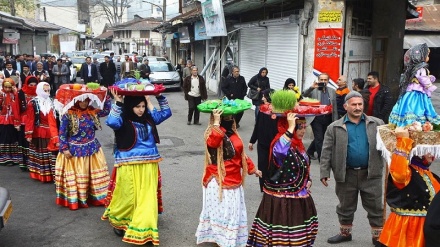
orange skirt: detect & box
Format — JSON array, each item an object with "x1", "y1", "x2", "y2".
[{"x1": 379, "y1": 212, "x2": 425, "y2": 247}]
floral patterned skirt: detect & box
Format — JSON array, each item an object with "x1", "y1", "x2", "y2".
[
  {"x1": 55, "y1": 148, "x2": 110, "y2": 210},
  {"x1": 195, "y1": 179, "x2": 249, "y2": 247}
]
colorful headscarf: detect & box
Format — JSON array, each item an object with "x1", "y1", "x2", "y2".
[{"x1": 399, "y1": 43, "x2": 430, "y2": 97}]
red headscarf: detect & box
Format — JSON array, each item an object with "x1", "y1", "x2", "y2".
[{"x1": 21, "y1": 76, "x2": 38, "y2": 96}]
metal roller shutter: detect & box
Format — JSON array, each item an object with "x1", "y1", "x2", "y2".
[
  {"x1": 239, "y1": 27, "x2": 267, "y2": 84},
  {"x1": 266, "y1": 24, "x2": 300, "y2": 90}
]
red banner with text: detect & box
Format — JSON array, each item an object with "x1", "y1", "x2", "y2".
[{"x1": 313, "y1": 28, "x2": 343, "y2": 87}]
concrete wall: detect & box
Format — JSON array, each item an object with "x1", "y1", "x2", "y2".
[
  {"x1": 301, "y1": 0, "x2": 345, "y2": 90},
  {"x1": 372, "y1": 0, "x2": 407, "y2": 99}
]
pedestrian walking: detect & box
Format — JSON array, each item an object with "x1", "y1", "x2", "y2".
[
  {"x1": 320, "y1": 91, "x2": 385, "y2": 245},
  {"x1": 335, "y1": 75, "x2": 350, "y2": 118},
  {"x1": 221, "y1": 66, "x2": 248, "y2": 128},
  {"x1": 362, "y1": 71, "x2": 393, "y2": 123},
  {"x1": 54, "y1": 85, "x2": 111, "y2": 210},
  {"x1": 102, "y1": 88, "x2": 172, "y2": 245},
  {"x1": 247, "y1": 67, "x2": 270, "y2": 120},
  {"x1": 247, "y1": 113, "x2": 318, "y2": 246},
  {"x1": 195, "y1": 108, "x2": 262, "y2": 247},
  {"x1": 25, "y1": 82, "x2": 59, "y2": 182},
  {"x1": 0, "y1": 78, "x2": 21, "y2": 167},
  {"x1": 183, "y1": 66, "x2": 207, "y2": 125}
]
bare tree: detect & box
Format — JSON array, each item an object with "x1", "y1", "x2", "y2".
[
  {"x1": 0, "y1": 0, "x2": 35, "y2": 16},
  {"x1": 91, "y1": 0, "x2": 134, "y2": 25}
]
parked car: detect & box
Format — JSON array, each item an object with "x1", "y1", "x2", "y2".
[
  {"x1": 92, "y1": 54, "x2": 106, "y2": 63},
  {"x1": 40, "y1": 53, "x2": 59, "y2": 60},
  {"x1": 147, "y1": 56, "x2": 167, "y2": 62},
  {"x1": 0, "y1": 187, "x2": 12, "y2": 231},
  {"x1": 71, "y1": 56, "x2": 86, "y2": 76},
  {"x1": 148, "y1": 61, "x2": 181, "y2": 90}
]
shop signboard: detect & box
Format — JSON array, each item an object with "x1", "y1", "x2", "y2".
[{"x1": 201, "y1": 0, "x2": 227, "y2": 37}]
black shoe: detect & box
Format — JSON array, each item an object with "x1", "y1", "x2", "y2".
[
  {"x1": 373, "y1": 238, "x2": 383, "y2": 246},
  {"x1": 187, "y1": 121, "x2": 191, "y2": 125},
  {"x1": 113, "y1": 228, "x2": 125, "y2": 237},
  {"x1": 236, "y1": 123, "x2": 240, "y2": 129},
  {"x1": 307, "y1": 152, "x2": 317, "y2": 160},
  {"x1": 327, "y1": 234, "x2": 352, "y2": 244},
  {"x1": 194, "y1": 122, "x2": 202, "y2": 125}
]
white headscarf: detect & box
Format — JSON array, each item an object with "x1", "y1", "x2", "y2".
[{"x1": 35, "y1": 82, "x2": 53, "y2": 116}]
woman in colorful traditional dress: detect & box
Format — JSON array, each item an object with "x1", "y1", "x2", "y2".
[
  {"x1": 247, "y1": 113, "x2": 318, "y2": 247},
  {"x1": 389, "y1": 43, "x2": 440, "y2": 127},
  {"x1": 195, "y1": 108, "x2": 262, "y2": 247},
  {"x1": 54, "y1": 86, "x2": 111, "y2": 210},
  {"x1": 378, "y1": 128, "x2": 440, "y2": 247},
  {"x1": 25, "y1": 81, "x2": 59, "y2": 182},
  {"x1": 102, "y1": 88, "x2": 171, "y2": 245},
  {"x1": 17, "y1": 76, "x2": 39, "y2": 171},
  {"x1": 0, "y1": 78, "x2": 21, "y2": 166}
]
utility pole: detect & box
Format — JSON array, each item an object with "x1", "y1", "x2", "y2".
[
  {"x1": 142, "y1": 0, "x2": 167, "y2": 56},
  {"x1": 10, "y1": 0, "x2": 16, "y2": 16},
  {"x1": 162, "y1": 0, "x2": 166, "y2": 56},
  {"x1": 43, "y1": 7, "x2": 47, "y2": 21}
]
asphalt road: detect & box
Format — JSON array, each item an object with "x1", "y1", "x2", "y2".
[{"x1": 1, "y1": 86, "x2": 440, "y2": 247}]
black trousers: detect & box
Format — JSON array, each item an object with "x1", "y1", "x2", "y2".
[
  {"x1": 234, "y1": 112, "x2": 244, "y2": 125},
  {"x1": 310, "y1": 114, "x2": 333, "y2": 161},
  {"x1": 187, "y1": 95, "x2": 202, "y2": 123}
]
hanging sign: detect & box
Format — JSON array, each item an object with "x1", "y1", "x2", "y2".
[{"x1": 313, "y1": 28, "x2": 344, "y2": 87}]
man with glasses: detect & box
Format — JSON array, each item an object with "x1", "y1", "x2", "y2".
[{"x1": 221, "y1": 66, "x2": 248, "y2": 128}]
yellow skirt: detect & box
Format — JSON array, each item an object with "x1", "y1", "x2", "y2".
[
  {"x1": 55, "y1": 148, "x2": 110, "y2": 210},
  {"x1": 102, "y1": 162, "x2": 159, "y2": 245}
]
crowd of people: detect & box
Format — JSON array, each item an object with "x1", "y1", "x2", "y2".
[{"x1": 1, "y1": 42, "x2": 440, "y2": 247}]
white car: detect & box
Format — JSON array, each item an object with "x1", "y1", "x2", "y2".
[
  {"x1": 149, "y1": 61, "x2": 181, "y2": 90},
  {"x1": 147, "y1": 56, "x2": 167, "y2": 62},
  {"x1": 0, "y1": 187, "x2": 12, "y2": 231}
]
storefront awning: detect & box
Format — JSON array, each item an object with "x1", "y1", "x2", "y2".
[{"x1": 403, "y1": 34, "x2": 440, "y2": 49}]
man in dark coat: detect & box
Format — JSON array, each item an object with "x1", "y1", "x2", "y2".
[
  {"x1": 99, "y1": 56, "x2": 116, "y2": 87},
  {"x1": 80, "y1": 57, "x2": 98, "y2": 83},
  {"x1": 362, "y1": 71, "x2": 393, "y2": 123},
  {"x1": 221, "y1": 65, "x2": 248, "y2": 128},
  {"x1": 138, "y1": 58, "x2": 151, "y2": 79}
]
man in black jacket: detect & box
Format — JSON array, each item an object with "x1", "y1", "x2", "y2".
[
  {"x1": 138, "y1": 58, "x2": 151, "y2": 79},
  {"x1": 221, "y1": 66, "x2": 248, "y2": 128},
  {"x1": 99, "y1": 56, "x2": 116, "y2": 87},
  {"x1": 80, "y1": 57, "x2": 98, "y2": 83},
  {"x1": 362, "y1": 71, "x2": 393, "y2": 123}
]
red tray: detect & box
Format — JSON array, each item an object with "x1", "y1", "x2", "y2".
[{"x1": 109, "y1": 84, "x2": 166, "y2": 96}]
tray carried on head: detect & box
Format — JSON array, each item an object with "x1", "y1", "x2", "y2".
[{"x1": 108, "y1": 84, "x2": 166, "y2": 96}]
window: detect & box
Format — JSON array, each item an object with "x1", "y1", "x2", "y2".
[{"x1": 140, "y1": 30, "x2": 149, "y2": 38}]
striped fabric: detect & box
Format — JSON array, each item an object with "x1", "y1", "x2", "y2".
[
  {"x1": 0, "y1": 124, "x2": 23, "y2": 167},
  {"x1": 55, "y1": 148, "x2": 110, "y2": 210},
  {"x1": 28, "y1": 138, "x2": 56, "y2": 182},
  {"x1": 247, "y1": 194, "x2": 318, "y2": 247},
  {"x1": 0, "y1": 143, "x2": 22, "y2": 166}
]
